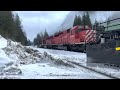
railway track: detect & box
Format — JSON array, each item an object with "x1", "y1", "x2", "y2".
[
  {"x1": 36, "y1": 48, "x2": 119, "y2": 79},
  {"x1": 66, "y1": 61, "x2": 119, "y2": 79}
]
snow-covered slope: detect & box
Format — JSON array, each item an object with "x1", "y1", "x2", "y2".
[
  {"x1": 0, "y1": 35, "x2": 12, "y2": 65},
  {"x1": 0, "y1": 49, "x2": 12, "y2": 65},
  {"x1": 0, "y1": 35, "x2": 7, "y2": 49}
]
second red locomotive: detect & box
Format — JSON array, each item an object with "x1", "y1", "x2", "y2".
[{"x1": 42, "y1": 25, "x2": 96, "y2": 52}]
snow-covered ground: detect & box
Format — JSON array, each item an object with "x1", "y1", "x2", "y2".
[
  {"x1": 30, "y1": 47, "x2": 120, "y2": 79},
  {"x1": 30, "y1": 47, "x2": 86, "y2": 64},
  {"x1": 0, "y1": 35, "x2": 120, "y2": 79}
]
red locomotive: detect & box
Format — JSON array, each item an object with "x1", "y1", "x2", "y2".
[{"x1": 42, "y1": 25, "x2": 96, "y2": 52}]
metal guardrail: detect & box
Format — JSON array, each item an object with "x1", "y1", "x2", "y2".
[
  {"x1": 98, "y1": 18, "x2": 120, "y2": 29},
  {"x1": 100, "y1": 18, "x2": 120, "y2": 24}
]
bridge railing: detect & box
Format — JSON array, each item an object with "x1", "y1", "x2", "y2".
[{"x1": 98, "y1": 18, "x2": 120, "y2": 32}]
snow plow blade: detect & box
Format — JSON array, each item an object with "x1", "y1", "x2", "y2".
[{"x1": 86, "y1": 40, "x2": 120, "y2": 65}]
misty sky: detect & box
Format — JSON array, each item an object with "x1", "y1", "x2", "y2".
[
  {"x1": 15, "y1": 11, "x2": 70, "y2": 41},
  {"x1": 14, "y1": 11, "x2": 117, "y2": 41}
]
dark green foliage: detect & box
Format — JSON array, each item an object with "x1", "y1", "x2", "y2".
[
  {"x1": 39, "y1": 32, "x2": 43, "y2": 44},
  {"x1": 33, "y1": 29, "x2": 49, "y2": 47},
  {"x1": 33, "y1": 33, "x2": 41, "y2": 47},
  {"x1": 27, "y1": 39, "x2": 32, "y2": 46},
  {"x1": 33, "y1": 38, "x2": 37, "y2": 46},
  {"x1": 77, "y1": 16, "x2": 82, "y2": 26},
  {"x1": 81, "y1": 13, "x2": 86, "y2": 27},
  {"x1": 36, "y1": 33, "x2": 41, "y2": 46},
  {"x1": 93, "y1": 19, "x2": 105, "y2": 33},
  {"x1": 33, "y1": 32, "x2": 43, "y2": 46},
  {"x1": 82, "y1": 11, "x2": 92, "y2": 27},
  {"x1": 14, "y1": 14, "x2": 27, "y2": 45},
  {"x1": 73, "y1": 12, "x2": 92, "y2": 28},
  {"x1": 44, "y1": 29, "x2": 49, "y2": 38},
  {"x1": 73, "y1": 15, "x2": 77, "y2": 26},
  {"x1": 85, "y1": 11, "x2": 92, "y2": 28},
  {"x1": 73, "y1": 15, "x2": 82, "y2": 26},
  {"x1": 93, "y1": 19, "x2": 98, "y2": 30},
  {"x1": 0, "y1": 11, "x2": 16, "y2": 39},
  {"x1": 0, "y1": 11, "x2": 28, "y2": 46}
]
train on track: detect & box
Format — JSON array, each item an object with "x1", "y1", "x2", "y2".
[
  {"x1": 41, "y1": 18, "x2": 120, "y2": 67},
  {"x1": 41, "y1": 25, "x2": 96, "y2": 52}
]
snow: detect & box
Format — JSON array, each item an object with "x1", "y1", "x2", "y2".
[
  {"x1": 17, "y1": 63, "x2": 110, "y2": 79},
  {"x1": 0, "y1": 35, "x2": 7, "y2": 49},
  {"x1": 29, "y1": 47, "x2": 120, "y2": 79},
  {"x1": 0, "y1": 49, "x2": 12, "y2": 65},
  {"x1": 29, "y1": 47, "x2": 87, "y2": 64},
  {"x1": 0, "y1": 35, "x2": 120, "y2": 79},
  {"x1": 88, "y1": 66, "x2": 120, "y2": 78}
]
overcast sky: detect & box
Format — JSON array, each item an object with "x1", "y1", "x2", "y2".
[
  {"x1": 14, "y1": 11, "x2": 117, "y2": 41},
  {"x1": 14, "y1": 11, "x2": 70, "y2": 41}
]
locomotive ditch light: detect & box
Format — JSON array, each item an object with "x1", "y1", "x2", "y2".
[{"x1": 115, "y1": 47, "x2": 120, "y2": 51}]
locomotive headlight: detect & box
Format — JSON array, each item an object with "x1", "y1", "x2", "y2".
[{"x1": 115, "y1": 47, "x2": 120, "y2": 51}]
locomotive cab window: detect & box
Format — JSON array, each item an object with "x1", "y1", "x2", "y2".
[
  {"x1": 76, "y1": 28, "x2": 83, "y2": 33},
  {"x1": 76, "y1": 26, "x2": 84, "y2": 33},
  {"x1": 67, "y1": 29, "x2": 70, "y2": 33}
]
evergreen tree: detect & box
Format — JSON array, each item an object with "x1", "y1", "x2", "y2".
[
  {"x1": 93, "y1": 19, "x2": 105, "y2": 32},
  {"x1": 40, "y1": 32, "x2": 44, "y2": 44},
  {"x1": 22, "y1": 31, "x2": 28, "y2": 45},
  {"x1": 82, "y1": 12, "x2": 92, "y2": 28},
  {"x1": 93, "y1": 19, "x2": 98, "y2": 30},
  {"x1": 33, "y1": 38, "x2": 37, "y2": 46},
  {"x1": 77, "y1": 16, "x2": 82, "y2": 25},
  {"x1": 40, "y1": 32, "x2": 44, "y2": 38},
  {"x1": 73, "y1": 15, "x2": 77, "y2": 26},
  {"x1": 82, "y1": 13, "x2": 87, "y2": 27},
  {"x1": 36, "y1": 33, "x2": 40, "y2": 46},
  {"x1": 44, "y1": 29, "x2": 49, "y2": 38},
  {"x1": 0, "y1": 11, "x2": 28, "y2": 46},
  {"x1": 73, "y1": 15, "x2": 82, "y2": 26},
  {"x1": 39, "y1": 32, "x2": 42, "y2": 44},
  {"x1": 14, "y1": 14, "x2": 22, "y2": 42},
  {"x1": 0, "y1": 11, "x2": 16, "y2": 40},
  {"x1": 85, "y1": 11, "x2": 92, "y2": 28},
  {"x1": 33, "y1": 32, "x2": 44, "y2": 46},
  {"x1": 27, "y1": 39, "x2": 32, "y2": 46},
  {"x1": 14, "y1": 14, "x2": 27, "y2": 45}
]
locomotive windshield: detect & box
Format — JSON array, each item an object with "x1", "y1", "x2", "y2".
[
  {"x1": 76, "y1": 25, "x2": 90, "y2": 33},
  {"x1": 76, "y1": 28, "x2": 83, "y2": 33}
]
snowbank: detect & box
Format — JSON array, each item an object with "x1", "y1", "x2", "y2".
[
  {"x1": 30, "y1": 47, "x2": 120, "y2": 79},
  {"x1": 0, "y1": 35, "x2": 7, "y2": 48},
  {"x1": 3, "y1": 43, "x2": 43, "y2": 65},
  {"x1": 0, "y1": 49, "x2": 13, "y2": 66},
  {"x1": 30, "y1": 47, "x2": 87, "y2": 64}
]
